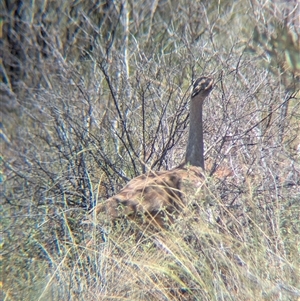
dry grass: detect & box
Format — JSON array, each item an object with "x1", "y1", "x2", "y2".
[
  {"x1": 4, "y1": 174, "x2": 299, "y2": 301},
  {"x1": 1, "y1": 0, "x2": 300, "y2": 300}
]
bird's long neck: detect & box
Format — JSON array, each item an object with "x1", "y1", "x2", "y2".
[{"x1": 185, "y1": 95, "x2": 205, "y2": 169}]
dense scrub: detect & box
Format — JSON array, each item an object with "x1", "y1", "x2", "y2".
[{"x1": 1, "y1": 0, "x2": 299, "y2": 300}]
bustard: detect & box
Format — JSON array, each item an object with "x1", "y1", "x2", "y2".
[{"x1": 90, "y1": 77, "x2": 214, "y2": 227}]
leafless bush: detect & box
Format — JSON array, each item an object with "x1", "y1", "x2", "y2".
[{"x1": 1, "y1": 0, "x2": 299, "y2": 300}]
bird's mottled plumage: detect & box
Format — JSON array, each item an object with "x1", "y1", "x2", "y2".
[{"x1": 90, "y1": 76, "x2": 214, "y2": 228}]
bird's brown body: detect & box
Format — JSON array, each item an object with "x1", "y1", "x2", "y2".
[
  {"x1": 92, "y1": 165, "x2": 204, "y2": 227},
  {"x1": 90, "y1": 77, "x2": 214, "y2": 227}
]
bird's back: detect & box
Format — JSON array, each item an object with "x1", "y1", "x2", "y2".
[{"x1": 91, "y1": 165, "x2": 204, "y2": 227}]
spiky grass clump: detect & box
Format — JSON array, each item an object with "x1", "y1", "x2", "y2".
[{"x1": 22, "y1": 176, "x2": 299, "y2": 301}]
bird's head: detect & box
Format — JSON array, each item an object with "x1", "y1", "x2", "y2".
[{"x1": 192, "y1": 77, "x2": 214, "y2": 98}]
